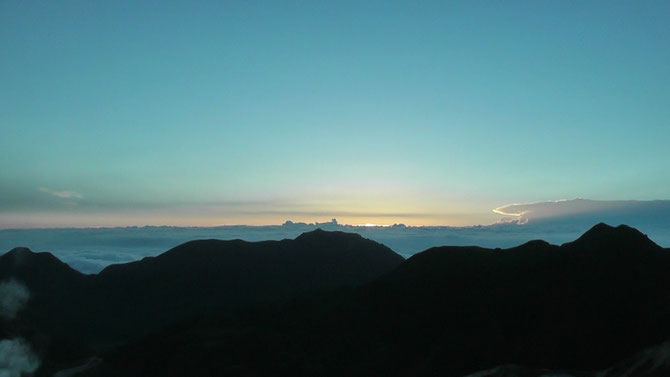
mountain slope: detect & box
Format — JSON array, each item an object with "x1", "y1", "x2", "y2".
[
  {"x1": 460, "y1": 339, "x2": 670, "y2": 377},
  {"x1": 89, "y1": 229, "x2": 404, "y2": 341},
  {"x1": 0, "y1": 229, "x2": 404, "y2": 374},
  {"x1": 95, "y1": 223, "x2": 670, "y2": 377},
  {"x1": 357, "y1": 223, "x2": 670, "y2": 375},
  {"x1": 0, "y1": 247, "x2": 92, "y2": 334}
]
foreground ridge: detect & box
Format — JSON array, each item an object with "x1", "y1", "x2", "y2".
[{"x1": 2, "y1": 224, "x2": 669, "y2": 377}]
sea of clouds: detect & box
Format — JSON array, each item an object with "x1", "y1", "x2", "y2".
[{"x1": 1, "y1": 199, "x2": 669, "y2": 274}]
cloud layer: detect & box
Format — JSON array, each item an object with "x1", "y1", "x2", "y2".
[
  {"x1": 493, "y1": 199, "x2": 670, "y2": 225},
  {"x1": 2, "y1": 199, "x2": 670, "y2": 274}
]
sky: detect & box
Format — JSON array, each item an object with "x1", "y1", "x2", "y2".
[{"x1": 1, "y1": 1, "x2": 669, "y2": 227}]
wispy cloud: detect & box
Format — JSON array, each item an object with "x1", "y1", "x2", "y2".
[
  {"x1": 39, "y1": 187, "x2": 83, "y2": 200},
  {"x1": 492, "y1": 199, "x2": 670, "y2": 224},
  {"x1": 492, "y1": 199, "x2": 575, "y2": 217}
]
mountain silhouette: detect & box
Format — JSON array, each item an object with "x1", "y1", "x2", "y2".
[
  {"x1": 0, "y1": 246, "x2": 85, "y2": 281},
  {"x1": 0, "y1": 230, "x2": 404, "y2": 374},
  {"x1": 91, "y1": 230, "x2": 403, "y2": 341},
  {"x1": 87, "y1": 223, "x2": 670, "y2": 377},
  {"x1": 0, "y1": 247, "x2": 90, "y2": 334},
  {"x1": 565, "y1": 222, "x2": 661, "y2": 251}
]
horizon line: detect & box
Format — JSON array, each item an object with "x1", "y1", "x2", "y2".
[{"x1": 0, "y1": 219, "x2": 512, "y2": 231}]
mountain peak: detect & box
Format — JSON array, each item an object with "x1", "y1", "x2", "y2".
[
  {"x1": 2, "y1": 247, "x2": 37, "y2": 265},
  {"x1": 517, "y1": 239, "x2": 553, "y2": 249},
  {"x1": 294, "y1": 228, "x2": 363, "y2": 242},
  {"x1": 580, "y1": 223, "x2": 639, "y2": 240},
  {"x1": 1, "y1": 246, "x2": 80, "y2": 273},
  {"x1": 566, "y1": 223, "x2": 661, "y2": 251},
  {"x1": 5, "y1": 246, "x2": 35, "y2": 256}
]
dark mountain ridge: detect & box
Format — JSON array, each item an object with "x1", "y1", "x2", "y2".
[
  {"x1": 0, "y1": 230, "x2": 404, "y2": 373},
  {"x1": 92, "y1": 223, "x2": 670, "y2": 377},
  {"x1": 356, "y1": 223, "x2": 670, "y2": 374},
  {"x1": 90, "y1": 230, "x2": 403, "y2": 342},
  {"x1": 4, "y1": 223, "x2": 670, "y2": 377}
]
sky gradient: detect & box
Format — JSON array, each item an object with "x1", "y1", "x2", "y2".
[{"x1": 1, "y1": 1, "x2": 669, "y2": 227}]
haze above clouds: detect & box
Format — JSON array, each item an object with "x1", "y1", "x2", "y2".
[{"x1": 2, "y1": 199, "x2": 668, "y2": 274}]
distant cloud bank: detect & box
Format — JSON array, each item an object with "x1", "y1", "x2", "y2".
[
  {"x1": 493, "y1": 199, "x2": 670, "y2": 225},
  {"x1": 2, "y1": 198, "x2": 670, "y2": 274},
  {"x1": 0, "y1": 199, "x2": 668, "y2": 274}
]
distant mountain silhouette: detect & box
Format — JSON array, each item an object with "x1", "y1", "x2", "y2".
[
  {"x1": 565, "y1": 222, "x2": 661, "y2": 250},
  {"x1": 87, "y1": 223, "x2": 670, "y2": 377},
  {"x1": 0, "y1": 230, "x2": 403, "y2": 374}
]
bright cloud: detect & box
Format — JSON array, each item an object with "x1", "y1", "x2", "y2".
[{"x1": 492, "y1": 199, "x2": 670, "y2": 224}]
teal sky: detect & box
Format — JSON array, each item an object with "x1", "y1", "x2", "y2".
[{"x1": 1, "y1": 1, "x2": 669, "y2": 227}]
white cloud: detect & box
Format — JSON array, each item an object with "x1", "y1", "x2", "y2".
[
  {"x1": 492, "y1": 199, "x2": 670, "y2": 226},
  {"x1": 493, "y1": 199, "x2": 581, "y2": 218},
  {"x1": 38, "y1": 187, "x2": 83, "y2": 200}
]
